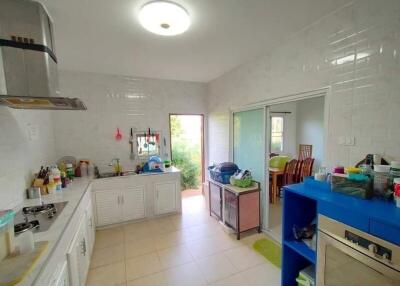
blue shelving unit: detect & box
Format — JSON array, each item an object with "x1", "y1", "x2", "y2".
[
  {"x1": 281, "y1": 177, "x2": 400, "y2": 286},
  {"x1": 281, "y1": 184, "x2": 318, "y2": 286}
]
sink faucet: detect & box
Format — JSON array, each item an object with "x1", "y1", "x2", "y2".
[{"x1": 109, "y1": 158, "x2": 122, "y2": 175}]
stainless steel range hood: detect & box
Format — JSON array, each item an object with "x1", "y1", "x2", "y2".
[{"x1": 0, "y1": 0, "x2": 86, "y2": 110}]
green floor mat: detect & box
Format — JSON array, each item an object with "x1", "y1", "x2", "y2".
[{"x1": 253, "y1": 238, "x2": 282, "y2": 268}]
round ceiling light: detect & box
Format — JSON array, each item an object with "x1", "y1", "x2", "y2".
[{"x1": 139, "y1": 1, "x2": 190, "y2": 36}]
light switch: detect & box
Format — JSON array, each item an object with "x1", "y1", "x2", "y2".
[
  {"x1": 346, "y1": 136, "x2": 355, "y2": 146},
  {"x1": 27, "y1": 124, "x2": 39, "y2": 141}
]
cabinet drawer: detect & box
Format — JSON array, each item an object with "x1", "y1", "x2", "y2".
[
  {"x1": 370, "y1": 219, "x2": 400, "y2": 245},
  {"x1": 318, "y1": 201, "x2": 369, "y2": 232}
]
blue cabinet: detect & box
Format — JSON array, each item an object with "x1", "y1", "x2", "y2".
[{"x1": 281, "y1": 178, "x2": 400, "y2": 286}]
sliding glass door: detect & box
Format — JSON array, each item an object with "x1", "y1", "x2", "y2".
[{"x1": 233, "y1": 108, "x2": 266, "y2": 227}]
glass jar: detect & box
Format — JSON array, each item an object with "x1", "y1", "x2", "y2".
[
  {"x1": 373, "y1": 165, "x2": 391, "y2": 199},
  {"x1": 390, "y1": 161, "x2": 400, "y2": 183}
]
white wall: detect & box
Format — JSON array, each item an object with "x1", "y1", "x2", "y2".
[
  {"x1": 0, "y1": 108, "x2": 55, "y2": 210},
  {"x1": 54, "y1": 70, "x2": 208, "y2": 172},
  {"x1": 296, "y1": 97, "x2": 325, "y2": 171},
  {"x1": 208, "y1": 0, "x2": 400, "y2": 170},
  {"x1": 269, "y1": 102, "x2": 297, "y2": 157}
]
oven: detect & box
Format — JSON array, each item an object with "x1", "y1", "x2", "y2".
[{"x1": 317, "y1": 215, "x2": 400, "y2": 286}]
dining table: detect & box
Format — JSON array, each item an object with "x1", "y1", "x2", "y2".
[{"x1": 269, "y1": 167, "x2": 284, "y2": 204}]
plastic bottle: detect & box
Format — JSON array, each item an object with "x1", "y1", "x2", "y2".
[
  {"x1": 51, "y1": 166, "x2": 62, "y2": 192},
  {"x1": 66, "y1": 164, "x2": 74, "y2": 180}
]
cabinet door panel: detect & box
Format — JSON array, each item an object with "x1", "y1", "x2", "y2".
[
  {"x1": 122, "y1": 186, "x2": 145, "y2": 221},
  {"x1": 94, "y1": 190, "x2": 121, "y2": 226},
  {"x1": 224, "y1": 190, "x2": 237, "y2": 229},
  {"x1": 155, "y1": 181, "x2": 177, "y2": 215},
  {"x1": 209, "y1": 182, "x2": 222, "y2": 220},
  {"x1": 67, "y1": 216, "x2": 89, "y2": 286},
  {"x1": 86, "y1": 201, "x2": 96, "y2": 256}
]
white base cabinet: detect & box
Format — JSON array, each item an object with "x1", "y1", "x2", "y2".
[
  {"x1": 67, "y1": 215, "x2": 90, "y2": 286},
  {"x1": 94, "y1": 186, "x2": 146, "y2": 227},
  {"x1": 94, "y1": 189, "x2": 121, "y2": 226},
  {"x1": 92, "y1": 171, "x2": 181, "y2": 227},
  {"x1": 155, "y1": 181, "x2": 178, "y2": 215},
  {"x1": 122, "y1": 186, "x2": 146, "y2": 221},
  {"x1": 32, "y1": 183, "x2": 95, "y2": 286}
]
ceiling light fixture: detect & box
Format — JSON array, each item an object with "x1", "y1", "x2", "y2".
[{"x1": 139, "y1": 1, "x2": 190, "y2": 36}]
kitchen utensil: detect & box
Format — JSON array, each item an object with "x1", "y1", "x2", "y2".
[
  {"x1": 27, "y1": 187, "x2": 42, "y2": 201},
  {"x1": 115, "y1": 128, "x2": 122, "y2": 141},
  {"x1": 129, "y1": 128, "x2": 135, "y2": 160}
]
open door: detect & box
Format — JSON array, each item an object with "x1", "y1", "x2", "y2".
[
  {"x1": 169, "y1": 114, "x2": 205, "y2": 197},
  {"x1": 232, "y1": 108, "x2": 267, "y2": 229}
]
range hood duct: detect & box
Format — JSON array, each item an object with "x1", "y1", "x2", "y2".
[{"x1": 0, "y1": 0, "x2": 86, "y2": 110}]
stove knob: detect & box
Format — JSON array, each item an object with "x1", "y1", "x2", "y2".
[{"x1": 368, "y1": 244, "x2": 378, "y2": 254}]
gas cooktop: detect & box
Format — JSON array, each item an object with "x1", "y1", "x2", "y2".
[{"x1": 14, "y1": 202, "x2": 68, "y2": 235}]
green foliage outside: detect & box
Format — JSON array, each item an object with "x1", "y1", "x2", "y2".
[{"x1": 171, "y1": 116, "x2": 201, "y2": 190}]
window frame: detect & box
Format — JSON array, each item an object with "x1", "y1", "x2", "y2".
[{"x1": 270, "y1": 115, "x2": 285, "y2": 153}]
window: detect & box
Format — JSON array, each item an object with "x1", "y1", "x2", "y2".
[
  {"x1": 136, "y1": 132, "x2": 161, "y2": 158},
  {"x1": 270, "y1": 116, "x2": 284, "y2": 153}
]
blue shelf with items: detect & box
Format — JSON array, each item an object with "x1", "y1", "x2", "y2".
[
  {"x1": 281, "y1": 177, "x2": 400, "y2": 286},
  {"x1": 281, "y1": 184, "x2": 318, "y2": 286}
]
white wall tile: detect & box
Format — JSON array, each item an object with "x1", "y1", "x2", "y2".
[
  {"x1": 54, "y1": 70, "x2": 208, "y2": 172},
  {"x1": 0, "y1": 107, "x2": 56, "y2": 210},
  {"x1": 207, "y1": 0, "x2": 400, "y2": 169}
]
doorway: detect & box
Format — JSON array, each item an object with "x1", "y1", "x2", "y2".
[
  {"x1": 267, "y1": 96, "x2": 326, "y2": 241},
  {"x1": 169, "y1": 114, "x2": 204, "y2": 200}
]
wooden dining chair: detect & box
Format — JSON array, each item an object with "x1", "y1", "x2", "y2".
[
  {"x1": 299, "y1": 158, "x2": 315, "y2": 182},
  {"x1": 269, "y1": 153, "x2": 279, "y2": 158},
  {"x1": 299, "y1": 144, "x2": 312, "y2": 160},
  {"x1": 279, "y1": 159, "x2": 300, "y2": 197}
]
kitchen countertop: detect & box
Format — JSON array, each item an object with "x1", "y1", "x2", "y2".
[
  {"x1": 18, "y1": 177, "x2": 92, "y2": 286},
  {"x1": 17, "y1": 167, "x2": 181, "y2": 285},
  {"x1": 93, "y1": 166, "x2": 181, "y2": 181},
  {"x1": 284, "y1": 178, "x2": 400, "y2": 230}
]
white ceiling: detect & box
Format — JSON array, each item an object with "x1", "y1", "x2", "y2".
[{"x1": 39, "y1": 0, "x2": 351, "y2": 82}]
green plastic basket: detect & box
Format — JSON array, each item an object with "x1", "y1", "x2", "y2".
[{"x1": 230, "y1": 176, "x2": 253, "y2": 188}]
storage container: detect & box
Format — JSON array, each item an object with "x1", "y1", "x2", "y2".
[
  {"x1": 331, "y1": 174, "x2": 373, "y2": 199},
  {"x1": 0, "y1": 210, "x2": 15, "y2": 261},
  {"x1": 373, "y1": 165, "x2": 391, "y2": 199},
  {"x1": 296, "y1": 265, "x2": 315, "y2": 286},
  {"x1": 208, "y1": 162, "x2": 238, "y2": 184},
  {"x1": 390, "y1": 161, "x2": 400, "y2": 184}
]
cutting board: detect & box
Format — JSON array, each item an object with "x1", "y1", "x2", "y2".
[{"x1": 0, "y1": 241, "x2": 49, "y2": 286}]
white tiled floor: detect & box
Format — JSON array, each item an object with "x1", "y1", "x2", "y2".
[{"x1": 86, "y1": 193, "x2": 281, "y2": 286}]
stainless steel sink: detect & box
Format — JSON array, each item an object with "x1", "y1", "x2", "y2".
[
  {"x1": 95, "y1": 171, "x2": 138, "y2": 179},
  {"x1": 96, "y1": 172, "x2": 119, "y2": 179}
]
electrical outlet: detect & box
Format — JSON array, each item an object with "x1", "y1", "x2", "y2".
[
  {"x1": 27, "y1": 124, "x2": 39, "y2": 141},
  {"x1": 338, "y1": 136, "x2": 355, "y2": 146},
  {"x1": 345, "y1": 136, "x2": 355, "y2": 146}
]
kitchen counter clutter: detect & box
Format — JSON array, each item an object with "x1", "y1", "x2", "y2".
[{"x1": 2, "y1": 167, "x2": 181, "y2": 286}]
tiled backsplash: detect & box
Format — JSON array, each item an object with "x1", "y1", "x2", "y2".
[
  {"x1": 54, "y1": 70, "x2": 207, "y2": 172},
  {"x1": 0, "y1": 107, "x2": 55, "y2": 210},
  {"x1": 207, "y1": 0, "x2": 400, "y2": 169}
]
